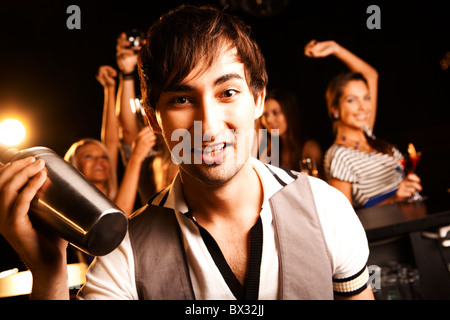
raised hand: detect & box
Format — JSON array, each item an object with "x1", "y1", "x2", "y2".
[
  {"x1": 304, "y1": 40, "x2": 340, "y2": 58},
  {"x1": 96, "y1": 65, "x2": 117, "y2": 89},
  {"x1": 116, "y1": 32, "x2": 142, "y2": 74}
]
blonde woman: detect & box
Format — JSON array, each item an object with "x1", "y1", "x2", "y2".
[{"x1": 64, "y1": 65, "x2": 155, "y2": 216}]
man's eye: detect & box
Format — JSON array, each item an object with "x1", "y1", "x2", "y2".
[
  {"x1": 220, "y1": 89, "x2": 239, "y2": 99},
  {"x1": 224, "y1": 89, "x2": 236, "y2": 97},
  {"x1": 172, "y1": 97, "x2": 188, "y2": 104}
]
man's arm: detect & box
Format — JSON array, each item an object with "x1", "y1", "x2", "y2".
[{"x1": 308, "y1": 177, "x2": 374, "y2": 300}]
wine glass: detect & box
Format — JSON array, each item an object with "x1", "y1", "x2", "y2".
[
  {"x1": 300, "y1": 158, "x2": 318, "y2": 177},
  {"x1": 399, "y1": 143, "x2": 424, "y2": 202}
]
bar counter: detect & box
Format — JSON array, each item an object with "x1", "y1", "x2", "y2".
[
  {"x1": 357, "y1": 191, "x2": 450, "y2": 242},
  {"x1": 356, "y1": 190, "x2": 450, "y2": 299}
]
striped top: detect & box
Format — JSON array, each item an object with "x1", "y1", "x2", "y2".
[{"x1": 324, "y1": 144, "x2": 404, "y2": 208}]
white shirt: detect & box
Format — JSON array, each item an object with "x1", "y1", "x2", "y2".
[{"x1": 78, "y1": 158, "x2": 369, "y2": 299}]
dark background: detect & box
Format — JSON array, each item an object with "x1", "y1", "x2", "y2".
[{"x1": 0, "y1": 0, "x2": 449, "y2": 195}]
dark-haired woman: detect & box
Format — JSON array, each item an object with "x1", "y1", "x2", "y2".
[
  {"x1": 255, "y1": 88, "x2": 324, "y2": 178},
  {"x1": 305, "y1": 40, "x2": 422, "y2": 208}
]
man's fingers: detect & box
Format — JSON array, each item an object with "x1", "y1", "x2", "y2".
[
  {"x1": 0, "y1": 158, "x2": 46, "y2": 236},
  {"x1": 1, "y1": 158, "x2": 45, "y2": 198},
  {"x1": 13, "y1": 169, "x2": 47, "y2": 219},
  {"x1": 0, "y1": 157, "x2": 36, "y2": 186}
]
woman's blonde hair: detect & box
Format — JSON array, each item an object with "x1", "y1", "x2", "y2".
[{"x1": 64, "y1": 138, "x2": 118, "y2": 199}]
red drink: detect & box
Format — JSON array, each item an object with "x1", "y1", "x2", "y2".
[{"x1": 399, "y1": 154, "x2": 421, "y2": 174}]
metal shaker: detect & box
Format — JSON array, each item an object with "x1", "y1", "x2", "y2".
[{"x1": 0, "y1": 146, "x2": 128, "y2": 256}]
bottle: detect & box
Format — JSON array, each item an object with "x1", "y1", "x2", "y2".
[{"x1": 0, "y1": 146, "x2": 128, "y2": 256}]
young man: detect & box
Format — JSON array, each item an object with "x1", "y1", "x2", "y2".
[{"x1": 0, "y1": 5, "x2": 373, "y2": 299}]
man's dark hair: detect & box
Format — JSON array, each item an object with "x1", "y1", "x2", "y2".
[{"x1": 137, "y1": 4, "x2": 268, "y2": 115}]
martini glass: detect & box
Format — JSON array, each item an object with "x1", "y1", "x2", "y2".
[{"x1": 399, "y1": 145, "x2": 424, "y2": 202}]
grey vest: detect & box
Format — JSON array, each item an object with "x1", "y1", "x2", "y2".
[{"x1": 128, "y1": 172, "x2": 333, "y2": 299}]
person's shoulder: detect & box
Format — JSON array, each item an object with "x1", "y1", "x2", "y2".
[
  {"x1": 307, "y1": 175, "x2": 343, "y2": 197},
  {"x1": 128, "y1": 204, "x2": 150, "y2": 220},
  {"x1": 129, "y1": 203, "x2": 174, "y2": 222},
  {"x1": 306, "y1": 175, "x2": 357, "y2": 219}
]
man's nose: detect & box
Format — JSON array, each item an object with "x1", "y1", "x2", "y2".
[{"x1": 196, "y1": 98, "x2": 225, "y2": 140}]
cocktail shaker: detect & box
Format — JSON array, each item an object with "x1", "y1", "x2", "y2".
[{"x1": 0, "y1": 146, "x2": 128, "y2": 256}]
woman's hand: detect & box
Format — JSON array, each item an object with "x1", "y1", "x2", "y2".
[
  {"x1": 395, "y1": 173, "x2": 423, "y2": 200},
  {"x1": 130, "y1": 126, "x2": 157, "y2": 163},
  {"x1": 96, "y1": 65, "x2": 117, "y2": 89},
  {"x1": 304, "y1": 40, "x2": 341, "y2": 58},
  {"x1": 116, "y1": 32, "x2": 142, "y2": 74}
]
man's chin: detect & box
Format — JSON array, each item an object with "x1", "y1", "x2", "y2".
[{"x1": 179, "y1": 162, "x2": 245, "y2": 187}]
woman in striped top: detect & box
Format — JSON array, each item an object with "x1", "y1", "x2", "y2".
[{"x1": 305, "y1": 40, "x2": 422, "y2": 208}]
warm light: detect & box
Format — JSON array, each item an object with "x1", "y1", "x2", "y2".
[{"x1": 0, "y1": 119, "x2": 26, "y2": 146}]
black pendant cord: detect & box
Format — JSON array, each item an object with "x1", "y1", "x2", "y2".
[{"x1": 186, "y1": 212, "x2": 263, "y2": 300}]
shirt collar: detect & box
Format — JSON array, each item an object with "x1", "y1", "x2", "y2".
[{"x1": 150, "y1": 157, "x2": 296, "y2": 214}]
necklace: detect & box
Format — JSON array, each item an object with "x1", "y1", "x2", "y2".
[
  {"x1": 341, "y1": 136, "x2": 360, "y2": 150},
  {"x1": 337, "y1": 135, "x2": 374, "y2": 153}
]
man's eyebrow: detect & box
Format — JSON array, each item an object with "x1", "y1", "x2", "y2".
[
  {"x1": 163, "y1": 84, "x2": 194, "y2": 93},
  {"x1": 162, "y1": 73, "x2": 244, "y2": 93},
  {"x1": 214, "y1": 73, "x2": 244, "y2": 86}
]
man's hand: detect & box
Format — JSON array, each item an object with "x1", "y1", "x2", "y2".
[{"x1": 0, "y1": 157, "x2": 69, "y2": 299}]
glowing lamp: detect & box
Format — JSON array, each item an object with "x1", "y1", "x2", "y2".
[{"x1": 0, "y1": 119, "x2": 26, "y2": 146}]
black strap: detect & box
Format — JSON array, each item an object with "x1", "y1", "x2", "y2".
[
  {"x1": 147, "y1": 188, "x2": 170, "y2": 207},
  {"x1": 245, "y1": 217, "x2": 263, "y2": 300},
  {"x1": 186, "y1": 212, "x2": 263, "y2": 300},
  {"x1": 280, "y1": 166, "x2": 299, "y2": 180},
  {"x1": 263, "y1": 163, "x2": 287, "y2": 186}
]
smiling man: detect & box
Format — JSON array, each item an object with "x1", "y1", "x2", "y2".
[{"x1": 0, "y1": 4, "x2": 373, "y2": 300}]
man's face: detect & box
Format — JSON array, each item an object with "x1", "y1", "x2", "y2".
[{"x1": 150, "y1": 48, "x2": 264, "y2": 186}]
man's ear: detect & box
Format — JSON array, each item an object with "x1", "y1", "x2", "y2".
[
  {"x1": 254, "y1": 89, "x2": 266, "y2": 119},
  {"x1": 145, "y1": 108, "x2": 163, "y2": 134}
]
